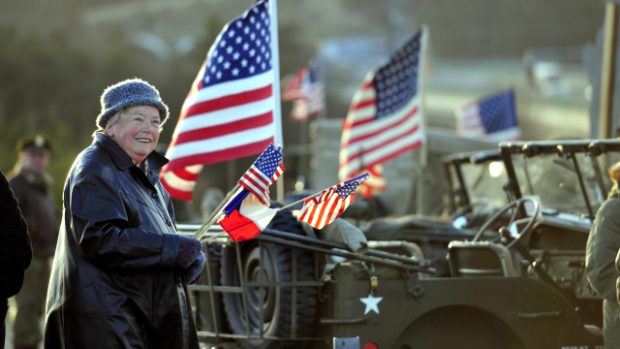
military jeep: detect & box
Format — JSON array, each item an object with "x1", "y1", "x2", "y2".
[{"x1": 180, "y1": 139, "x2": 617, "y2": 349}]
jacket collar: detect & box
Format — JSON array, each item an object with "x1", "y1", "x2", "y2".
[{"x1": 93, "y1": 132, "x2": 168, "y2": 172}]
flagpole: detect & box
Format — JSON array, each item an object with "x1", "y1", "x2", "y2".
[
  {"x1": 270, "y1": 0, "x2": 285, "y2": 202},
  {"x1": 415, "y1": 26, "x2": 431, "y2": 215},
  {"x1": 279, "y1": 192, "x2": 319, "y2": 211},
  {"x1": 418, "y1": 25, "x2": 430, "y2": 167},
  {"x1": 270, "y1": 0, "x2": 283, "y2": 146},
  {"x1": 299, "y1": 118, "x2": 309, "y2": 189}
]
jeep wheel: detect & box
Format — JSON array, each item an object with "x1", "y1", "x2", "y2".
[{"x1": 220, "y1": 210, "x2": 318, "y2": 349}]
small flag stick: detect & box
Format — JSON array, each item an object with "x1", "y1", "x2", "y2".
[{"x1": 194, "y1": 183, "x2": 240, "y2": 240}]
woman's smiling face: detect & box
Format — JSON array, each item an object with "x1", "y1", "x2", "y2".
[{"x1": 106, "y1": 105, "x2": 161, "y2": 164}]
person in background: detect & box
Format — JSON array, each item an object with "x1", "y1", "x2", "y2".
[
  {"x1": 586, "y1": 161, "x2": 620, "y2": 348},
  {"x1": 44, "y1": 78, "x2": 205, "y2": 349},
  {"x1": 8, "y1": 135, "x2": 57, "y2": 349},
  {"x1": 0, "y1": 170, "x2": 32, "y2": 348}
]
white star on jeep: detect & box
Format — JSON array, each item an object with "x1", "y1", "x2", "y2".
[{"x1": 360, "y1": 294, "x2": 383, "y2": 315}]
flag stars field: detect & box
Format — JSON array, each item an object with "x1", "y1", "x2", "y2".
[
  {"x1": 203, "y1": 4, "x2": 271, "y2": 88},
  {"x1": 456, "y1": 89, "x2": 519, "y2": 142}
]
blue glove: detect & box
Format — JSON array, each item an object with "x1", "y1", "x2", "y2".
[
  {"x1": 184, "y1": 251, "x2": 206, "y2": 284},
  {"x1": 176, "y1": 236, "x2": 202, "y2": 268}
]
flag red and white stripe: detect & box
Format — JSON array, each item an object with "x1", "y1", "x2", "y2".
[
  {"x1": 339, "y1": 30, "x2": 427, "y2": 181},
  {"x1": 298, "y1": 173, "x2": 368, "y2": 230},
  {"x1": 160, "y1": 0, "x2": 277, "y2": 201},
  {"x1": 240, "y1": 162, "x2": 284, "y2": 205},
  {"x1": 298, "y1": 188, "x2": 353, "y2": 229}
]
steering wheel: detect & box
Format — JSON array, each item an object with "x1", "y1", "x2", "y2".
[{"x1": 471, "y1": 196, "x2": 541, "y2": 248}]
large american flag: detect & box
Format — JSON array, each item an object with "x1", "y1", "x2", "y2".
[
  {"x1": 281, "y1": 60, "x2": 325, "y2": 122},
  {"x1": 456, "y1": 89, "x2": 519, "y2": 141},
  {"x1": 239, "y1": 143, "x2": 284, "y2": 205},
  {"x1": 298, "y1": 173, "x2": 369, "y2": 230},
  {"x1": 339, "y1": 30, "x2": 427, "y2": 181},
  {"x1": 160, "y1": 0, "x2": 277, "y2": 201}
]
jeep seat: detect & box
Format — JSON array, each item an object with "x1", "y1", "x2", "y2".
[{"x1": 447, "y1": 240, "x2": 519, "y2": 277}]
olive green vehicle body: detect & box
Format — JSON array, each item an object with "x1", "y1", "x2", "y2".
[{"x1": 182, "y1": 139, "x2": 620, "y2": 349}]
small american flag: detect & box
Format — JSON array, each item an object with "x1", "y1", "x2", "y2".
[
  {"x1": 456, "y1": 90, "x2": 519, "y2": 141},
  {"x1": 339, "y1": 30, "x2": 427, "y2": 181},
  {"x1": 160, "y1": 0, "x2": 277, "y2": 201},
  {"x1": 281, "y1": 60, "x2": 325, "y2": 121},
  {"x1": 239, "y1": 143, "x2": 284, "y2": 206},
  {"x1": 298, "y1": 173, "x2": 369, "y2": 229}
]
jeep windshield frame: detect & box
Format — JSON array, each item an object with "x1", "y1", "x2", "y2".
[
  {"x1": 498, "y1": 139, "x2": 620, "y2": 221},
  {"x1": 442, "y1": 149, "x2": 511, "y2": 215}
]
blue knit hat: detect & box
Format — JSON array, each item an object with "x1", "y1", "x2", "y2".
[{"x1": 96, "y1": 78, "x2": 169, "y2": 128}]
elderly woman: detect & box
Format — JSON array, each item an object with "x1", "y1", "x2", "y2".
[{"x1": 44, "y1": 79, "x2": 204, "y2": 349}]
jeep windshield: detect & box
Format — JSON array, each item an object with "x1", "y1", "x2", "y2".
[
  {"x1": 500, "y1": 140, "x2": 615, "y2": 225},
  {"x1": 444, "y1": 150, "x2": 527, "y2": 216}
]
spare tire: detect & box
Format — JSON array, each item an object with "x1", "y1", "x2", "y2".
[{"x1": 220, "y1": 209, "x2": 318, "y2": 349}]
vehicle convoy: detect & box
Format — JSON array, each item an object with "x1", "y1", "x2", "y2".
[{"x1": 179, "y1": 139, "x2": 619, "y2": 349}]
